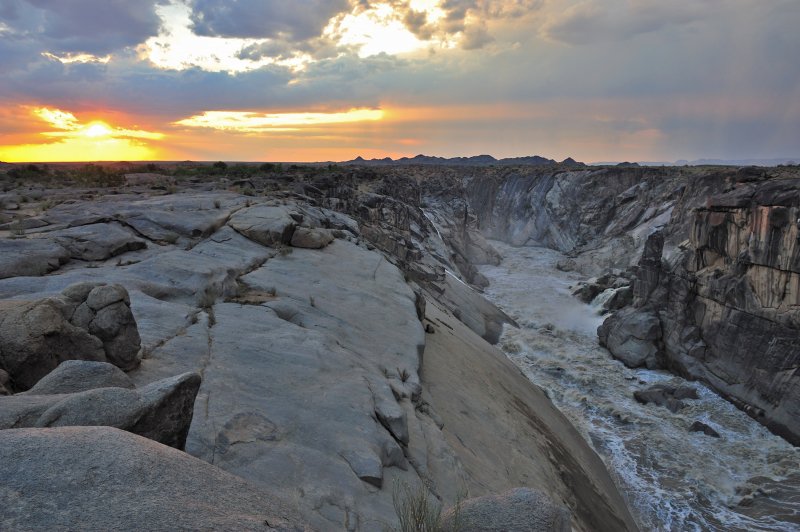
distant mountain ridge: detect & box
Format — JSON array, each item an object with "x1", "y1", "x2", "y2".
[
  {"x1": 593, "y1": 158, "x2": 799, "y2": 167},
  {"x1": 344, "y1": 154, "x2": 585, "y2": 167}
]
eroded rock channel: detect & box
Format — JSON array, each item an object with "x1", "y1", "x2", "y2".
[{"x1": 1, "y1": 164, "x2": 798, "y2": 530}]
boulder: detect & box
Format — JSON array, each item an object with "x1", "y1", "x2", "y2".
[
  {"x1": 0, "y1": 281, "x2": 146, "y2": 387},
  {"x1": 598, "y1": 308, "x2": 662, "y2": 369},
  {"x1": 63, "y1": 283, "x2": 141, "y2": 371},
  {"x1": 441, "y1": 488, "x2": 572, "y2": 532},
  {"x1": 633, "y1": 384, "x2": 698, "y2": 413},
  {"x1": 290, "y1": 227, "x2": 334, "y2": 249},
  {"x1": 228, "y1": 204, "x2": 297, "y2": 247},
  {"x1": 0, "y1": 298, "x2": 106, "y2": 390},
  {"x1": 0, "y1": 372, "x2": 201, "y2": 449},
  {"x1": 0, "y1": 427, "x2": 305, "y2": 531},
  {"x1": 24, "y1": 360, "x2": 134, "y2": 395},
  {"x1": 689, "y1": 421, "x2": 721, "y2": 438}
]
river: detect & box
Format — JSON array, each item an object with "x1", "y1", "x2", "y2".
[{"x1": 478, "y1": 240, "x2": 800, "y2": 531}]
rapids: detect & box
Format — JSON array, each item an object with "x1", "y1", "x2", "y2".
[{"x1": 479, "y1": 240, "x2": 800, "y2": 531}]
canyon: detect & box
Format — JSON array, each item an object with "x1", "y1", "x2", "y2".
[{"x1": 0, "y1": 162, "x2": 798, "y2": 530}]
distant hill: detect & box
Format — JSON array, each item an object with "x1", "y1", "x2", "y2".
[{"x1": 343, "y1": 154, "x2": 584, "y2": 167}]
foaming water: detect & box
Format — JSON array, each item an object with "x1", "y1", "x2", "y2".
[{"x1": 479, "y1": 241, "x2": 800, "y2": 531}]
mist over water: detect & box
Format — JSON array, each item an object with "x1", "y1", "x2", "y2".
[{"x1": 479, "y1": 241, "x2": 800, "y2": 532}]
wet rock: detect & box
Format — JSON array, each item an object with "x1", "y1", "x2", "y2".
[
  {"x1": 441, "y1": 488, "x2": 572, "y2": 532},
  {"x1": 0, "y1": 372, "x2": 200, "y2": 449},
  {"x1": 0, "y1": 427, "x2": 305, "y2": 531},
  {"x1": 24, "y1": 360, "x2": 134, "y2": 395},
  {"x1": 633, "y1": 384, "x2": 698, "y2": 413},
  {"x1": 598, "y1": 308, "x2": 662, "y2": 369},
  {"x1": 690, "y1": 421, "x2": 721, "y2": 438}
]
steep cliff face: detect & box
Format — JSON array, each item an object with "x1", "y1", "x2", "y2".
[
  {"x1": 599, "y1": 175, "x2": 800, "y2": 445},
  {"x1": 412, "y1": 164, "x2": 799, "y2": 445}
]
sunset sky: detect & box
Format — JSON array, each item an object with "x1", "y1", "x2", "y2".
[{"x1": 0, "y1": 0, "x2": 798, "y2": 163}]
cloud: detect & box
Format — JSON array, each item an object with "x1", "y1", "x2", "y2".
[
  {"x1": 188, "y1": 0, "x2": 350, "y2": 41},
  {"x1": 174, "y1": 109, "x2": 384, "y2": 132},
  {"x1": 543, "y1": 0, "x2": 714, "y2": 45},
  {"x1": 0, "y1": 0, "x2": 164, "y2": 54}
]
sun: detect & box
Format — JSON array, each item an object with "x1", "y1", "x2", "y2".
[{"x1": 83, "y1": 122, "x2": 113, "y2": 138}]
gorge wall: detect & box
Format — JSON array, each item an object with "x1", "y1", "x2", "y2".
[{"x1": 414, "y1": 165, "x2": 800, "y2": 446}]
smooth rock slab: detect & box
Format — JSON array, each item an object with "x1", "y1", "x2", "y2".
[
  {"x1": 0, "y1": 427, "x2": 305, "y2": 531},
  {"x1": 0, "y1": 238, "x2": 70, "y2": 279},
  {"x1": 51, "y1": 222, "x2": 146, "y2": 261}
]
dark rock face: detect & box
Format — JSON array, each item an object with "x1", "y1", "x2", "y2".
[
  {"x1": 0, "y1": 427, "x2": 305, "y2": 531},
  {"x1": 602, "y1": 178, "x2": 800, "y2": 445},
  {"x1": 441, "y1": 488, "x2": 572, "y2": 532},
  {"x1": 0, "y1": 282, "x2": 141, "y2": 391}
]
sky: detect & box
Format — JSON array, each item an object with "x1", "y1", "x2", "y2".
[{"x1": 0, "y1": 0, "x2": 798, "y2": 163}]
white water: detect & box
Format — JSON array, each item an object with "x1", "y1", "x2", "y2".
[{"x1": 479, "y1": 241, "x2": 800, "y2": 531}]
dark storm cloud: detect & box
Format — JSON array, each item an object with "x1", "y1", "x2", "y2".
[
  {"x1": 0, "y1": 0, "x2": 164, "y2": 54},
  {"x1": 188, "y1": 0, "x2": 350, "y2": 41}
]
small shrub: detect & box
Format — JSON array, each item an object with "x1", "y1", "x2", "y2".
[
  {"x1": 213, "y1": 199, "x2": 221, "y2": 209},
  {"x1": 391, "y1": 480, "x2": 461, "y2": 532}
]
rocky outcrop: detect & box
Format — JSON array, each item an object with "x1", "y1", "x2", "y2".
[
  {"x1": 599, "y1": 177, "x2": 800, "y2": 445},
  {"x1": 441, "y1": 488, "x2": 572, "y2": 532},
  {"x1": 24, "y1": 359, "x2": 134, "y2": 395},
  {"x1": 0, "y1": 185, "x2": 637, "y2": 530},
  {"x1": 0, "y1": 369, "x2": 200, "y2": 449},
  {"x1": 0, "y1": 427, "x2": 305, "y2": 531},
  {"x1": 0, "y1": 282, "x2": 140, "y2": 391}
]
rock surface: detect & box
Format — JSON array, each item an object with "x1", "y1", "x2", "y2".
[
  {"x1": 0, "y1": 184, "x2": 639, "y2": 531},
  {"x1": 0, "y1": 427, "x2": 305, "y2": 531},
  {"x1": 599, "y1": 177, "x2": 800, "y2": 444},
  {"x1": 0, "y1": 371, "x2": 201, "y2": 449},
  {"x1": 598, "y1": 308, "x2": 662, "y2": 369},
  {"x1": 441, "y1": 488, "x2": 572, "y2": 532},
  {"x1": 0, "y1": 282, "x2": 140, "y2": 391},
  {"x1": 24, "y1": 359, "x2": 134, "y2": 395}
]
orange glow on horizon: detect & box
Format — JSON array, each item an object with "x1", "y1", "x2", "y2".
[{"x1": 0, "y1": 107, "x2": 165, "y2": 163}]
